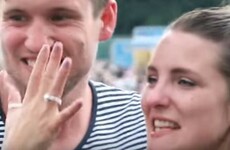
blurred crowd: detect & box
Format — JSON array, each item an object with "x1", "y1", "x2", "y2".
[{"x1": 90, "y1": 60, "x2": 146, "y2": 93}]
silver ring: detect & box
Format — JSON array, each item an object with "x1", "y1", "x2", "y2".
[
  {"x1": 43, "y1": 93, "x2": 62, "y2": 105},
  {"x1": 8, "y1": 103, "x2": 23, "y2": 109}
]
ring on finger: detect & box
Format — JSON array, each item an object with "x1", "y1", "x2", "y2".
[
  {"x1": 8, "y1": 103, "x2": 23, "y2": 109},
  {"x1": 43, "y1": 93, "x2": 62, "y2": 105}
]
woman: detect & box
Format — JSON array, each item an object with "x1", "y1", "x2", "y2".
[{"x1": 142, "y1": 6, "x2": 230, "y2": 150}]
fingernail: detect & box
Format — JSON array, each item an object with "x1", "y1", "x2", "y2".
[
  {"x1": 55, "y1": 42, "x2": 63, "y2": 50},
  {"x1": 62, "y1": 57, "x2": 72, "y2": 69},
  {"x1": 52, "y1": 42, "x2": 63, "y2": 54},
  {"x1": 39, "y1": 44, "x2": 50, "y2": 56},
  {"x1": 42, "y1": 44, "x2": 50, "y2": 50}
]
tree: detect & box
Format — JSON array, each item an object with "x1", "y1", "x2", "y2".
[{"x1": 115, "y1": 0, "x2": 223, "y2": 35}]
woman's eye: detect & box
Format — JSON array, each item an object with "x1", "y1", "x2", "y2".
[
  {"x1": 147, "y1": 76, "x2": 157, "y2": 84},
  {"x1": 178, "y1": 78, "x2": 196, "y2": 87}
]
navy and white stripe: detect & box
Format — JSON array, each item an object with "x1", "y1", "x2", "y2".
[
  {"x1": 78, "y1": 81, "x2": 147, "y2": 150},
  {"x1": 0, "y1": 116, "x2": 4, "y2": 149}
]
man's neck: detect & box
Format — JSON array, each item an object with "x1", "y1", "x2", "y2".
[
  {"x1": 61, "y1": 79, "x2": 92, "y2": 109},
  {"x1": 49, "y1": 80, "x2": 93, "y2": 150}
]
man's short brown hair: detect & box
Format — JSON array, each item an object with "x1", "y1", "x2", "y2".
[{"x1": 91, "y1": 0, "x2": 109, "y2": 17}]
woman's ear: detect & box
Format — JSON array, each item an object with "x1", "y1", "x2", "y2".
[{"x1": 99, "y1": 0, "x2": 117, "y2": 41}]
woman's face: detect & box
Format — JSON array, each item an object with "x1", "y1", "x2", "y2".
[{"x1": 142, "y1": 30, "x2": 230, "y2": 150}]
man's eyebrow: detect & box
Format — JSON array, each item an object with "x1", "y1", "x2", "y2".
[
  {"x1": 49, "y1": 7, "x2": 82, "y2": 19},
  {"x1": 51, "y1": 7, "x2": 74, "y2": 11},
  {"x1": 49, "y1": 7, "x2": 80, "y2": 14},
  {"x1": 47, "y1": 7, "x2": 81, "y2": 15},
  {"x1": 3, "y1": 8, "x2": 25, "y2": 15}
]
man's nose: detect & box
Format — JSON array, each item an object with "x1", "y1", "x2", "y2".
[{"x1": 24, "y1": 20, "x2": 54, "y2": 53}]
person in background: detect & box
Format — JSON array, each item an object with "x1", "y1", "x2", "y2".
[
  {"x1": 0, "y1": 0, "x2": 147, "y2": 149},
  {"x1": 142, "y1": 5, "x2": 230, "y2": 150}
]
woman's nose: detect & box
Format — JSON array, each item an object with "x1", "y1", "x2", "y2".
[{"x1": 142, "y1": 84, "x2": 171, "y2": 110}]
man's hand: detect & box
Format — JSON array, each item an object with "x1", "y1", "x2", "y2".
[{"x1": 3, "y1": 42, "x2": 82, "y2": 150}]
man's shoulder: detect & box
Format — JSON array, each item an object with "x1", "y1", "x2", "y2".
[
  {"x1": 90, "y1": 80, "x2": 141, "y2": 99},
  {"x1": 90, "y1": 80, "x2": 140, "y2": 94},
  {"x1": 80, "y1": 81, "x2": 147, "y2": 150},
  {"x1": 90, "y1": 80, "x2": 142, "y2": 113}
]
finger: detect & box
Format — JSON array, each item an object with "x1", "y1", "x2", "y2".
[
  {"x1": 7, "y1": 85, "x2": 21, "y2": 104},
  {"x1": 1, "y1": 71, "x2": 22, "y2": 104},
  {"x1": 45, "y1": 42, "x2": 63, "y2": 73},
  {"x1": 50, "y1": 57, "x2": 72, "y2": 97},
  {"x1": 39, "y1": 42, "x2": 63, "y2": 95},
  {"x1": 24, "y1": 45, "x2": 50, "y2": 101},
  {"x1": 8, "y1": 103, "x2": 22, "y2": 111},
  {"x1": 0, "y1": 70, "x2": 5, "y2": 84},
  {"x1": 56, "y1": 99, "x2": 82, "y2": 127},
  {"x1": 43, "y1": 58, "x2": 72, "y2": 107},
  {"x1": 0, "y1": 70, "x2": 6, "y2": 96},
  {"x1": 5, "y1": 78, "x2": 22, "y2": 113}
]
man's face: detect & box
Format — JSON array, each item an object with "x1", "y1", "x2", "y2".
[
  {"x1": 0, "y1": 0, "x2": 115, "y2": 94},
  {"x1": 142, "y1": 30, "x2": 230, "y2": 150}
]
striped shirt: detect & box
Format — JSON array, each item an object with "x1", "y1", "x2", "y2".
[{"x1": 0, "y1": 81, "x2": 147, "y2": 150}]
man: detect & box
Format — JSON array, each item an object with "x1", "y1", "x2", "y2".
[{"x1": 0, "y1": 0, "x2": 146, "y2": 149}]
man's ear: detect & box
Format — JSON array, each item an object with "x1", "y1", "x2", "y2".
[
  {"x1": 227, "y1": 102, "x2": 230, "y2": 125},
  {"x1": 99, "y1": 0, "x2": 117, "y2": 41}
]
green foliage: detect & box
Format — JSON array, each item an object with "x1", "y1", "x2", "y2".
[{"x1": 115, "y1": 0, "x2": 224, "y2": 35}]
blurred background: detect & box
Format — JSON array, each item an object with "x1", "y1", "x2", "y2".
[
  {"x1": 91, "y1": 0, "x2": 230, "y2": 92},
  {"x1": 0, "y1": 0, "x2": 228, "y2": 92}
]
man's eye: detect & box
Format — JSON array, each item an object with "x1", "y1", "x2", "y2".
[
  {"x1": 8, "y1": 15, "x2": 26, "y2": 22},
  {"x1": 178, "y1": 78, "x2": 196, "y2": 87},
  {"x1": 147, "y1": 76, "x2": 157, "y2": 84},
  {"x1": 50, "y1": 15, "x2": 70, "y2": 21}
]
